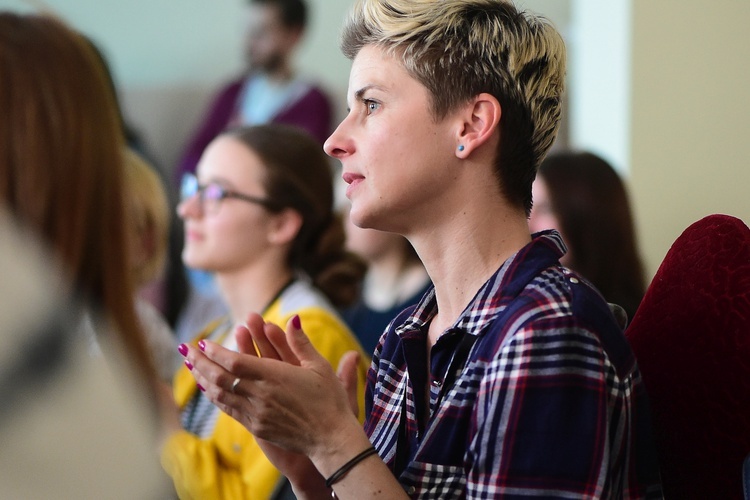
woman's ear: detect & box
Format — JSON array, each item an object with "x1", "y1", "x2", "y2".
[
  {"x1": 268, "y1": 208, "x2": 303, "y2": 246},
  {"x1": 455, "y1": 93, "x2": 502, "y2": 158}
]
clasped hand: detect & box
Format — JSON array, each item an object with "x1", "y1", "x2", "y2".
[{"x1": 178, "y1": 313, "x2": 362, "y2": 470}]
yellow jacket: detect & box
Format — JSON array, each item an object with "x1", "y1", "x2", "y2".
[{"x1": 162, "y1": 281, "x2": 367, "y2": 499}]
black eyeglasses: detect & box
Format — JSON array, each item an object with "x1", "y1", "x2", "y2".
[{"x1": 180, "y1": 173, "x2": 281, "y2": 214}]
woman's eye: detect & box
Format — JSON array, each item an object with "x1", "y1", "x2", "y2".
[
  {"x1": 204, "y1": 184, "x2": 225, "y2": 201},
  {"x1": 364, "y1": 100, "x2": 379, "y2": 115}
]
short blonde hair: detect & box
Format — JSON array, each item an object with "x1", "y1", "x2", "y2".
[
  {"x1": 341, "y1": 0, "x2": 566, "y2": 214},
  {"x1": 123, "y1": 148, "x2": 170, "y2": 287}
]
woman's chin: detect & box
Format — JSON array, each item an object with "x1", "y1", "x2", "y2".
[{"x1": 182, "y1": 254, "x2": 210, "y2": 272}]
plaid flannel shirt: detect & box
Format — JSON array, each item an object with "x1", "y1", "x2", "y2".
[{"x1": 364, "y1": 231, "x2": 663, "y2": 499}]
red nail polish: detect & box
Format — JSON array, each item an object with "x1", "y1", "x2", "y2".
[
  {"x1": 198, "y1": 340, "x2": 206, "y2": 352},
  {"x1": 178, "y1": 343, "x2": 188, "y2": 357},
  {"x1": 185, "y1": 360, "x2": 193, "y2": 370},
  {"x1": 292, "y1": 314, "x2": 301, "y2": 329},
  {"x1": 197, "y1": 383, "x2": 205, "y2": 392}
]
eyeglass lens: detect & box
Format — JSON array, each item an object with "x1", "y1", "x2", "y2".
[
  {"x1": 181, "y1": 174, "x2": 228, "y2": 214},
  {"x1": 181, "y1": 174, "x2": 198, "y2": 201}
]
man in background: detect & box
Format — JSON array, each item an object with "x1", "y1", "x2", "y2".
[{"x1": 174, "y1": 0, "x2": 332, "y2": 184}]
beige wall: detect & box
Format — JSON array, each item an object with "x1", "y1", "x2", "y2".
[{"x1": 630, "y1": 0, "x2": 750, "y2": 279}]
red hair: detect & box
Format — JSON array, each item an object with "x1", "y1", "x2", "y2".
[{"x1": 0, "y1": 13, "x2": 157, "y2": 388}]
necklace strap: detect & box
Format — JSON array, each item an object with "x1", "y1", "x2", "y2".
[{"x1": 261, "y1": 278, "x2": 296, "y2": 315}]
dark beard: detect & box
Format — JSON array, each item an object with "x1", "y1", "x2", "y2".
[{"x1": 247, "y1": 51, "x2": 284, "y2": 74}]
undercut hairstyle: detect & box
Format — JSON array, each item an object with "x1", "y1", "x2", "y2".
[
  {"x1": 341, "y1": 0, "x2": 566, "y2": 214},
  {"x1": 250, "y1": 0, "x2": 307, "y2": 30}
]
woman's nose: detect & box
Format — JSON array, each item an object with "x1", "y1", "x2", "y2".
[
  {"x1": 324, "y1": 117, "x2": 354, "y2": 159},
  {"x1": 176, "y1": 193, "x2": 201, "y2": 219}
]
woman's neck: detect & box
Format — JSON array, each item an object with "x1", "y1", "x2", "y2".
[
  {"x1": 411, "y1": 202, "x2": 531, "y2": 342},
  {"x1": 216, "y1": 263, "x2": 294, "y2": 326}
]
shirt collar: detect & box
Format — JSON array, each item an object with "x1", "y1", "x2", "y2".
[{"x1": 395, "y1": 230, "x2": 567, "y2": 341}]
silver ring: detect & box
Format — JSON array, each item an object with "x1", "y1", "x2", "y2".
[{"x1": 230, "y1": 377, "x2": 241, "y2": 394}]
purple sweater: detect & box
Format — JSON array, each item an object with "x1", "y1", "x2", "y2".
[{"x1": 174, "y1": 75, "x2": 333, "y2": 184}]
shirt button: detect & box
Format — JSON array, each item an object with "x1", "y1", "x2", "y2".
[
  {"x1": 431, "y1": 378, "x2": 442, "y2": 387},
  {"x1": 406, "y1": 486, "x2": 416, "y2": 495},
  {"x1": 569, "y1": 277, "x2": 579, "y2": 284}
]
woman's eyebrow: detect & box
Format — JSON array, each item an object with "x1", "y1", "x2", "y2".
[{"x1": 354, "y1": 84, "x2": 385, "y2": 101}]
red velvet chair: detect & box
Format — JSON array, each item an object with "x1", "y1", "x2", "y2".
[{"x1": 626, "y1": 214, "x2": 750, "y2": 499}]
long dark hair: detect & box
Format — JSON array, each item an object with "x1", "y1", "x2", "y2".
[
  {"x1": 538, "y1": 151, "x2": 646, "y2": 319},
  {"x1": 226, "y1": 124, "x2": 366, "y2": 307}
]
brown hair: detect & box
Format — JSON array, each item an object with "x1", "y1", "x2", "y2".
[
  {"x1": 0, "y1": 13, "x2": 157, "y2": 384},
  {"x1": 538, "y1": 151, "x2": 646, "y2": 319},
  {"x1": 250, "y1": 0, "x2": 307, "y2": 30},
  {"x1": 226, "y1": 124, "x2": 367, "y2": 307}
]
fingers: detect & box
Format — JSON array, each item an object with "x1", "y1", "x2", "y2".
[
  {"x1": 242, "y1": 313, "x2": 299, "y2": 365},
  {"x1": 235, "y1": 327, "x2": 258, "y2": 358},
  {"x1": 264, "y1": 320, "x2": 300, "y2": 366},
  {"x1": 336, "y1": 351, "x2": 361, "y2": 418},
  {"x1": 285, "y1": 315, "x2": 325, "y2": 368},
  {"x1": 185, "y1": 339, "x2": 263, "y2": 384},
  {"x1": 240, "y1": 313, "x2": 272, "y2": 359},
  {"x1": 178, "y1": 342, "x2": 255, "y2": 427}
]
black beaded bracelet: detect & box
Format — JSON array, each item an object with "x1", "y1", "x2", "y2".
[{"x1": 324, "y1": 446, "x2": 378, "y2": 489}]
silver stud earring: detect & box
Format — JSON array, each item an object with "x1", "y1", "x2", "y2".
[{"x1": 458, "y1": 145, "x2": 465, "y2": 152}]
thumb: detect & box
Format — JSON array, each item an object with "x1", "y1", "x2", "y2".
[
  {"x1": 285, "y1": 315, "x2": 325, "y2": 367},
  {"x1": 336, "y1": 351, "x2": 361, "y2": 418}
]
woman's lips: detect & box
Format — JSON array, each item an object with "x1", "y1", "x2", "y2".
[
  {"x1": 342, "y1": 172, "x2": 364, "y2": 197},
  {"x1": 184, "y1": 228, "x2": 203, "y2": 242}
]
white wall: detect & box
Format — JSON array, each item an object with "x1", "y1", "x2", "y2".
[
  {"x1": 0, "y1": 0, "x2": 354, "y2": 174},
  {"x1": 568, "y1": 0, "x2": 631, "y2": 175}
]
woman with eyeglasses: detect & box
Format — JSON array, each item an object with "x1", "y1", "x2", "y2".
[{"x1": 160, "y1": 123, "x2": 368, "y2": 499}]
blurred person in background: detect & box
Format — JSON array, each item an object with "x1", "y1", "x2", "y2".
[
  {"x1": 0, "y1": 10, "x2": 157, "y2": 392},
  {"x1": 161, "y1": 124, "x2": 367, "y2": 499},
  {"x1": 174, "y1": 0, "x2": 332, "y2": 183},
  {"x1": 124, "y1": 148, "x2": 182, "y2": 382},
  {"x1": 529, "y1": 151, "x2": 647, "y2": 322},
  {"x1": 0, "y1": 12, "x2": 171, "y2": 496}
]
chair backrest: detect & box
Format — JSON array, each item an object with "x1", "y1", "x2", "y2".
[{"x1": 626, "y1": 214, "x2": 750, "y2": 499}]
